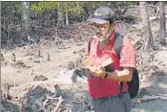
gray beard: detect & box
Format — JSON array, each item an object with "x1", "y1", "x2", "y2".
[
  {"x1": 99, "y1": 37, "x2": 108, "y2": 43},
  {"x1": 98, "y1": 34, "x2": 110, "y2": 45},
  {"x1": 97, "y1": 28, "x2": 112, "y2": 44}
]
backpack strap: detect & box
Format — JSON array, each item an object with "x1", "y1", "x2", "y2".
[
  {"x1": 113, "y1": 32, "x2": 124, "y2": 60},
  {"x1": 88, "y1": 38, "x2": 93, "y2": 53},
  {"x1": 113, "y1": 32, "x2": 124, "y2": 93}
]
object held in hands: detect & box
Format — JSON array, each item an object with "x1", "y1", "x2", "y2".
[
  {"x1": 101, "y1": 57, "x2": 113, "y2": 67},
  {"x1": 89, "y1": 56, "x2": 113, "y2": 78},
  {"x1": 71, "y1": 55, "x2": 114, "y2": 82},
  {"x1": 82, "y1": 55, "x2": 113, "y2": 68}
]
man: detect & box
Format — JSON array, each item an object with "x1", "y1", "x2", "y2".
[{"x1": 82, "y1": 6, "x2": 136, "y2": 112}]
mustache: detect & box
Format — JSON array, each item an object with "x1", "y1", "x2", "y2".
[
  {"x1": 96, "y1": 33, "x2": 104, "y2": 38},
  {"x1": 96, "y1": 32, "x2": 103, "y2": 37},
  {"x1": 96, "y1": 31, "x2": 101, "y2": 35}
]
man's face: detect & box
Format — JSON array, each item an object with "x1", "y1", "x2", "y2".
[{"x1": 93, "y1": 22, "x2": 111, "y2": 42}]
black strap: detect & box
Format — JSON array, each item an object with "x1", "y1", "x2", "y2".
[
  {"x1": 88, "y1": 38, "x2": 93, "y2": 53},
  {"x1": 113, "y1": 32, "x2": 124, "y2": 60},
  {"x1": 113, "y1": 33, "x2": 124, "y2": 93}
]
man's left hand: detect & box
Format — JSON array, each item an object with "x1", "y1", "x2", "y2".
[{"x1": 89, "y1": 66, "x2": 106, "y2": 78}]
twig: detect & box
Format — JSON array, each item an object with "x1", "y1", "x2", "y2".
[
  {"x1": 149, "y1": 15, "x2": 167, "y2": 21},
  {"x1": 43, "y1": 98, "x2": 49, "y2": 108},
  {"x1": 3, "y1": 83, "x2": 11, "y2": 100},
  {"x1": 38, "y1": 49, "x2": 41, "y2": 57},
  {"x1": 47, "y1": 52, "x2": 50, "y2": 61},
  {"x1": 82, "y1": 101, "x2": 85, "y2": 111},
  {"x1": 135, "y1": 95, "x2": 167, "y2": 104},
  {"x1": 72, "y1": 99, "x2": 81, "y2": 104},
  {"x1": 47, "y1": 95, "x2": 60, "y2": 100},
  {"x1": 12, "y1": 53, "x2": 16, "y2": 62},
  {"x1": 53, "y1": 95, "x2": 64, "y2": 112},
  {"x1": 1, "y1": 53, "x2": 5, "y2": 61},
  {"x1": 35, "y1": 100, "x2": 47, "y2": 112}
]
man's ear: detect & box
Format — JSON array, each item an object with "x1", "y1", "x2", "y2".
[
  {"x1": 110, "y1": 22, "x2": 116, "y2": 32},
  {"x1": 111, "y1": 22, "x2": 116, "y2": 28}
]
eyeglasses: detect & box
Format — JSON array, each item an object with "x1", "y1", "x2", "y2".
[{"x1": 92, "y1": 25, "x2": 106, "y2": 31}]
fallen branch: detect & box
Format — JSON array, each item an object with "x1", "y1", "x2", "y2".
[
  {"x1": 43, "y1": 98, "x2": 49, "y2": 108},
  {"x1": 129, "y1": 5, "x2": 155, "y2": 8},
  {"x1": 53, "y1": 95, "x2": 64, "y2": 112},
  {"x1": 35, "y1": 100, "x2": 47, "y2": 112},
  {"x1": 135, "y1": 95, "x2": 167, "y2": 104},
  {"x1": 72, "y1": 99, "x2": 82, "y2": 104},
  {"x1": 47, "y1": 94, "x2": 60, "y2": 100},
  {"x1": 133, "y1": 38, "x2": 141, "y2": 46},
  {"x1": 3, "y1": 83, "x2": 11, "y2": 100},
  {"x1": 150, "y1": 15, "x2": 167, "y2": 21},
  {"x1": 45, "y1": 94, "x2": 65, "y2": 112}
]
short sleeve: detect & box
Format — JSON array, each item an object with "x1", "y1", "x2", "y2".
[{"x1": 119, "y1": 37, "x2": 136, "y2": 68}]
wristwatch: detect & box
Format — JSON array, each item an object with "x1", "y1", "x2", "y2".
[{"x1": 104, "y1": 72, "x2": 109, "y2": 79}]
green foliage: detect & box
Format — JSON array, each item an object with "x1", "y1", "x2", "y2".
[
  {"x1": 29, "y1": 2, "x2": 83, "y2": 14},
  {"x1": 1, "y1": 1, "x2": 138, "y2": 17},
  {"x1": 14, "y1": 2, "x2": 22, "y2": 13},
  {"x1": 30, "y1": 2, "x2": 58, "y2": 12},
  {"x1": 1, "y1": 1, "x2": 138, "y2": 25},
  {"x1": 126, "y1": 1, "x2": 138, "y2": 5}
]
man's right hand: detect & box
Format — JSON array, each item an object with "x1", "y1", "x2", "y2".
[{"x1": 81, "y1": 56, "x2": 92, "y2": 68}]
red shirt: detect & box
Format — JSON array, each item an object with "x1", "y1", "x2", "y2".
[{"x1": 85, "y1": 31, "x2": 136, "y2": 98}]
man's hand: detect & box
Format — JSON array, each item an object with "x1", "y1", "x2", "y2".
[
  {"x1": 81, "y1": 55, "x2": 113, "y2": 78},
  {"x1": 89, "y1": 66, "x2": 106, "y2": 78},
  {"x1": 81, "y1": 56, "x2": 92, "y2": 68}
]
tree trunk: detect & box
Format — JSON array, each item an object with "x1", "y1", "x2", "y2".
[
  {"x1": 65, "y1": 2, "x2": 69, "y2": 25},
  {"x1": 140, "y1": 2, "x2": 155, "y2": 51},
  {"x1": 22, "y1": 1, "x2": 30, "y2": 42},
  {"x1": 159, "y1": 2, "x2": 166, "y2": 43},
  {"x1": 57, "y1": 2, "x2": 64, "y2": 26}
]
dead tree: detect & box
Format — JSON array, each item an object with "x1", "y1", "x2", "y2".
[
  {"x1": 159, "y1": 2, "x2": 166, "y2": 43},
  {"x1": 38, "y1": 49, "x2": 41, "y2": 58},
  {"x1": 21, "y1": 2, "x2": 30, "y2": 42},
  {"x1": 12, "y1": 53, "x2": 16, "y2": 62},
  {"x1": 1, "y1": 54, "x2": 5, "y2": 61},
  {"x1": 57, "y1": 2, "x2": 64, "y2": 26},
  {"x1": 3, "y1": 83, "x2": 11, "y2": 100},
  {"x1": 140, "y1": 2, "x2": 155, "y2": 51},
  {"x1": 47, "y1": 52, "x2": 50, "y2": 61},
  {"x1": 65, "y1": 2, "x2": 69, "y2": 25}
]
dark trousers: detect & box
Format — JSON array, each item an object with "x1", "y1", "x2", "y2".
[{"x1": 92, "y1": 92, "x2": 131, "y2": 112}]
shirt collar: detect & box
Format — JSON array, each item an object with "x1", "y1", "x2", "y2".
[{"x1": 109, "y1": 30, "x2": 116, "y2": 41}]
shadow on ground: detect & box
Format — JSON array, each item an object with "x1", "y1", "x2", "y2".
[
  {"x1": 1, "y1": 100, "x2": 20, "y2": 112},
  {"x1": 131, "y1": 70, "x2": 167, "y2": 112}
]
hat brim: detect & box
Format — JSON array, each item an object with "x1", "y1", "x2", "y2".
[{"x1": 87, "y1": 17, "x2": 109, "y2": 24}]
